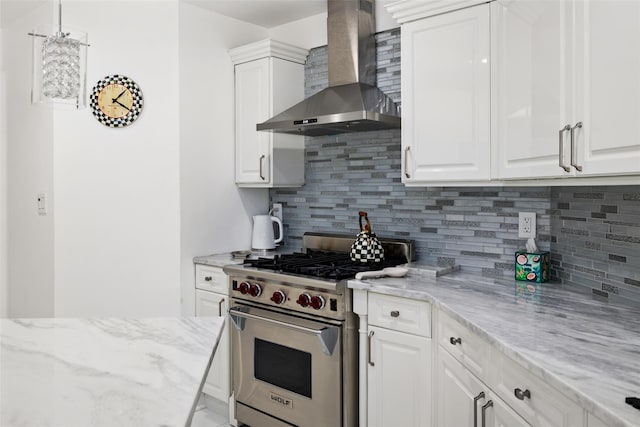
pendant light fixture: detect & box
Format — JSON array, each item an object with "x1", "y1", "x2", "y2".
[{"x1": 28, "y1": 0, "x2": 89, "y2": 109}]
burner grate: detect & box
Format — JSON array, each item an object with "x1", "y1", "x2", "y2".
[{"x1": 243, "y1": 250, "x2": 405, "y2": 280}]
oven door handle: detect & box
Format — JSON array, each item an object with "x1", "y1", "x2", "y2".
[{"x1": 229, "y1": 306, "x2": 339, "y2": 356}]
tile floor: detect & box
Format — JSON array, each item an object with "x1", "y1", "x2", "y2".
[{"x1": 191, "y1": 394, "x2": 230, "y2": 427}]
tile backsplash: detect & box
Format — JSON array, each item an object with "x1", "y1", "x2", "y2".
[
  {"x1": 270, "y1": 29, "x2": 640, "y2": 305},
  {"x1": 551, "y1": 187, "x2": 640, "y2": 306}
]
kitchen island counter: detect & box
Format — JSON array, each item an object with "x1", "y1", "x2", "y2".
[
  {"x1": 0, "y1": 316, "x2": 224, "y2": 427},
  {"x1": 349, "y1": 268, "x2": 640, "y2": 427}
]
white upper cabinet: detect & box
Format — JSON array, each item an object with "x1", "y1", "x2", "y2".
[
  {"x1": 493, "y1": 0, "x2": 640, "y2": 180},
  {"x1": 230, "y1": 40, "x2": 308, "y2": 188},
  {"x1": 401, "y1": 4, "x2": 491, "y2": 184},
  {"x1": 492, "y1": 1, "x2": 572, "y2": 179},
  {"x1": 574, "y1": 0, "x2": 640, "y2": 176}
]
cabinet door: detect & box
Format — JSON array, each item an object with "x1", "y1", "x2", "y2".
[
  {"x1": 235, "y1": 58, "x2": 271, "y2": 184},
  {"x1": 368, "y1": 326, "x2": 431, "y2": 427},
  {"x1": 485, "y1": 390, "x2": 531, "y2": 427},
  {"x1": 195, "y1": 289, "x2": 230, "y2": 402},
  {"x1": 402, "y1": 4, "x2": 490, "y2": 183},
  {"x1": 437, "y1": 345, "x2": 486, "y2": 427},
  {"x1": 574, "y1": 0, "x2": 640, "y2": 176},
  {"x1": 493, "y1": 0, "x2": 574, "y2": 179}
]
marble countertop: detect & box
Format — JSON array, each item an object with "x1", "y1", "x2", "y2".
[
  {"x1": 349, "y1": 269, "x2": 640, "y2": 427},
  {"x1": 193, "y1": 252, "x2": 245, "y2": 268},
  {"x1": 0, "y1": 317, "x2": 224, "y2": 427},
  {"x1": 193, "y1": 247, "x2": 292, "y2": 268}
]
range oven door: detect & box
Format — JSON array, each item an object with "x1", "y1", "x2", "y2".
[{"x1": 229, "y1": 303, "x2": 342, "y2": 427}]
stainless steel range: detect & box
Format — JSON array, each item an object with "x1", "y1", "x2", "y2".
[{"x1": 223, "y1": 233, "x2": 415, "y2": 427}]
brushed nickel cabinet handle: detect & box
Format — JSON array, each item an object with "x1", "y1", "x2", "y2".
[
  {"x1": 218, "y1": 298, "x2": 225, "y2": 317},
  {"x1": 570, "y1": 122, "x2": 583, "y2": 172},
  {"x1": 514, "y1": 388, "x2": 531, "y2": 400},
  {"x1": 473, "y1": 391, "x2": 485, "y2": 427},
  {"x1": 390, "y1": 310, "x2": 400, "y2": 318},
  {"x1": 481, "y1": 400, "x2": 493, "y2": 427},
  {"x1": 404, "y1": 146, "x2": 411, "y2": 179},
  {"x1": 259, "y1": 154, "x2": 266, "y2": 181},
  {"x1": 559, "y1": 124, "x2": 571, "y2": 172},
  {"x1": 368, "y1": 330, "x2": 375, "y2": 366}
]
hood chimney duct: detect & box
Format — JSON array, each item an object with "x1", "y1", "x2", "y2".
[{"x1": 257, "y1": 0, "x2": 401, "y2": 136}]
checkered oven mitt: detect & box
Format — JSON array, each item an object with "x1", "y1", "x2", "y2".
[{"x1": 350, "y1": 211, "x2": 385, "y2": 263}]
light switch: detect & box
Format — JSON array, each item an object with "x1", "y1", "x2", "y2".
[{"x1": 37, "y1": 193, "x2": 47, "y2": 216}]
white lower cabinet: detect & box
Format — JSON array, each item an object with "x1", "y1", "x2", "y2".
[
  {"x1": 368, "y1": 325, "x2": 431, "y2": 427},
  {"x1": 437, "y1": 310, "x2": 584, "y2": 427},
  {"x1": 195, "y1": 289, "x2": 229, "y2": 401},
  {"x1": 353, "y1": 290, "x2": 432, "y2": 427},
  {"x1": 356, "y1": 292, "x2": 589, "y2": 427},
  {"x1": 438, "y1": 347, "x2": 529, "y2": 427},
  {"x1": 194, "y1": 265, "x2": 231, "y2": 404}
]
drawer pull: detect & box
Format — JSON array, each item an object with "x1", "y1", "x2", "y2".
[
  {"x1": 204, "y1": 276, "x2": 212, "y2": 282},
  {"x1": 570, "y1": 122, "x2": 583, "y2": 172},
  {"x1": 390, "y1": 310, "x2": 400, "y2": 318},
  {"x1": 481, "y1": 400, "x2": 493, "y2": 427},
  {"x1": 473, "y1": 391, "x2": 485, "y2": 427},
  {"x1": 404, "y1": 146, "x2": 411, "y2": 178},
  {"x1": 514, "y1": 388, "x2": 531, "y2": 400},
  {"x1": 259, "y1": 154, "x2": 266, "y2": 181},
  {"x1": 218, "y1": 298, "x2": 225, "y2": 317},
  {"x1": 558, "y1": 124, "x2": 572, "y2": 172},
  {"x1": 449, "y1": 336, "x2": 462, "y2": 345},
  {"x1": 368, "y1": 330, "x2": 375, "y2": 366}
]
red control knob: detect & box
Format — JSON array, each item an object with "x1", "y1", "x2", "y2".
[
  {"x1": 271, "y1": 290, "x2": 286, "y2": 305},
  {"x1": 296, "y1": 293, "x2": 311, "y2": 307},
  {"x1": 249, "y1": 283, "x2": 262, "y2": 297},
  {"x1": 238, "y1": 282, "x2": 250, "y2": 295},
  {"x1": 310, "y1": 295, "x2": 325, "y2": 310}
]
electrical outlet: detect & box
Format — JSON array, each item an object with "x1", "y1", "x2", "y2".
[
  {"x1": 37, "y1": 193, "x2": 47, "y2": 216},
  {"x1": 518, "y1": 212, "x2": 536, "y2": 238},
  {"x1": 272, "y1": 203, "x2": 283, "y2": 222}
]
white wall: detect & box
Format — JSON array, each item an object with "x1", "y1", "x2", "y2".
[
  {"x1": 267, "y1": 2, "x2": 399, "y2": 50},
  {"x1": 269, "y1": 12, "x2": 326, "y2": 50},
  {"x1": 0, "y1": 28, "x2": 6, "y2": 318},
  {"x1": 52, "y1": 1, "x2": 183, "y2": 317},
  {"x1": 178, "y1": 3, "x2": 269, "y2": 316},
  {"x1": 4, "y1": 3, "x2": 55, "y2": 318}
]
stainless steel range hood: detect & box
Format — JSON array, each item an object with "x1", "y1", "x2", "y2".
[{"x1": 257, "y1": 0, "x2": 401, "y2": 136}]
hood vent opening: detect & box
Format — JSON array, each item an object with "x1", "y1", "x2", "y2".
[{"x1": 257, "y1": 0, "x2": 400, "y2": 136}]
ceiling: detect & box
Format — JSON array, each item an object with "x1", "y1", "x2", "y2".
[
  {"x1": 0, "y1": 0, "x2": 326, "y2": 30},
  {"x1": 185, "y1": 0, "x2": 327, "y2": 28},
  {"x1": 0, "y1": 1, "x2": 49, "y2": 29}
]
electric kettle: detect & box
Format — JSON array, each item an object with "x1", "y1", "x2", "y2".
[{"x1": 251, "y1": 214, "x2": 283, "y2": 250}]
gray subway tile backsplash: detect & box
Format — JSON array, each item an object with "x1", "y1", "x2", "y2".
[{"x1": 269, "y1": 29, "x2": 640, "y2": 306}]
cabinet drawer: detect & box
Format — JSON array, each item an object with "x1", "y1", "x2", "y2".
[
  {"x1": 438, "y1": 311, "x2": 490, "y2": 381},
  {"x1": 368, "y1": 293, "x2": 431, "y2": 337},
  {"x1": 489, "y1": 352, "x2": 584, "y2": 427},
  {"x1": 195, "y1": 265, "x2": 228, "y2": 294}
]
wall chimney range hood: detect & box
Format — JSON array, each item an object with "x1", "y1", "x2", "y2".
[{"x1": 257, "y1": 0, "x2": 401, "y2": 136}]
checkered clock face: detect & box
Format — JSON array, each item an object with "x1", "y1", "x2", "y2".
[{"x1": 90, "y1": 75, "x2": 143, "y2": 128}]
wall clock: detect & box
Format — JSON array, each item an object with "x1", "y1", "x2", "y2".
[{"x1": 89, "y1": 74, "x2": 143, "y2": 127}]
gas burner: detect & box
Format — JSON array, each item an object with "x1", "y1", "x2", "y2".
[{"x1": 243, "y1": 249, "x2": 405, "y2": 280}]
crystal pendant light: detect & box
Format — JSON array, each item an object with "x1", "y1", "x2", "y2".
[{"x1": 29, "y1": 0, "x2": 89, "y2": 109}]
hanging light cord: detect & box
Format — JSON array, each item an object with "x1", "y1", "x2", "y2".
[{"x1": 27, "y1": 0, "x2": 90, "y2": 46}]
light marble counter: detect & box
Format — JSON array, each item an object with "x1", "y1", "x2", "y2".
[
  {"x1": 0, "y1": 317, "x2": 224, "y2": 427},
  {"x1": 193, "y1": 252, "x2": 244, "y2": 268},
  {"x1": 193, "y1": 248, "x2": 292, "y2": 269},
  {"x1": 349, "y1": 269, "x2": 640, "y2": 427}
]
